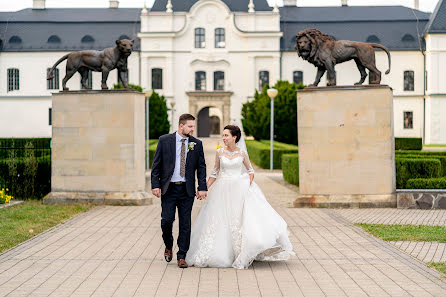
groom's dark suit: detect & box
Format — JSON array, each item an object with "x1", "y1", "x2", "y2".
[{"x1": 151, "y1": 132, "x2": 207, "y2": 260}]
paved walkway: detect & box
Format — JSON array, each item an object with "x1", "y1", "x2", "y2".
[{"x1": 1, "y1": 137, "x2": 446, "y2": 296}]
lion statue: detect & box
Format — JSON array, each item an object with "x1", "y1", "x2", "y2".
[
  {"x1": 295, "y1": 29, "x2": 391, "y2": 87},
  {"x1": 47, "y1": 39, "x2": 134, "y2": 91}
]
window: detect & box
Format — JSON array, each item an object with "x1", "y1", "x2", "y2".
[
  {"x1": 80, "y1": 71, "x2": 93, "y2": 89},
  {"x1": 9, "y1": 36, "x2": 22, "y2": 44},
  {"x1": 215, "y1": 28, "x2": 225, "y2": 48},
  {"x1": 404, "y1": 71, "x2": 414, "y2": 91},
  {"x1": 214, "y1": 71, "x2": 225, "y2": 90},
  {"x1": 47, "y1": 35, "x2": 61, "y2": 43},
  {"x1": 195, "y1": 28, "x2": 205, "y2": 48},
  {"x1": 259, "y1": 71, "x2": 269, "y2": 90},
  {"x1": 117, "y1": 70, "x2": 129, "y2": 84},
  {"x1": 152, "y1": 68, "x2": 163, "y2": 89},
  {"x1": 366, "y1": 35, "x2": 380, "y2": 43},
  {"x1": 49, "y1": 108, "x2": 52, "y2": 126},
  {"x1": 119, "y1": 35, "x2": 130, "y2": 40},
  {"x1": 195, "y1": 71, "x2": 206, "y2": 91},
  {"x1": 7, "y1": 68, "x2": 19, "y2": 92},
  {"x1": 47, "y1": 68, "x2": 59, "y2": 89},
  {"x1": 81, "y1": 35, "x2": 95, "y2": 43},
  {"x1": 402, "y1": 34, "x2": 415, "y2": 42},
  {"x1": 293, "y1": 71, "x2": 303, "y2": 85},
  {"x1": 404, "y1": 111, "x2": 413, "y2": 129}
]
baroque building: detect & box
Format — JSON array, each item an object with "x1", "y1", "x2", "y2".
[{"x1": 0, "y1": 0, "x2": 446, "y2": 143}]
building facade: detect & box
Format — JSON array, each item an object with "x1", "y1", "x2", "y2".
[{"x1": 1, "y1": 0, "x2": 446, "y2": 143}]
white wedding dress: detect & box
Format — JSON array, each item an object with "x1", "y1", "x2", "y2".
[{"x1": 186, "y1": 148, "x2": 295, "y2": 269}]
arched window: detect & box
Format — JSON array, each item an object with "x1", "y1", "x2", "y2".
[
  {"x1": 47, "y1": 35, "x2": 61, "y2": 43},
  {"x1": 195, "y1": 28, "x2": 205, "y2": 48},
  {"x1": 366, "y1": 35, "x2": 380, "y2": 43},
  {"x1": 47, "y1": 68, "x2": 59, "y2": 89},
  {"x1": 9, "y1": 36, "x2": 22, "y2": 44},
  {"x1": 259, "y1": 71, "x2": 269, "y2": 90},
  {"x1": 195, "y1": 71, "x2": 206, "y2": 91},
  {"x1": 80, "y1": 71, "x2": 93, "y2": 89},
  {"x1": 81, "y1": 35, "x2": 95, "y2": 43},
  {"x1": 215, "y1": 28, "x2": 225, "y2": 48},
  {"x1": 152, "y1": 68, "x2": 163, "y2": 89},
  {"x1": 119, "y1": 35, "x2": 130, "y2": 40},
  {"x1": 402, "y1": 34, "x2": 415, "y2": 42},
  {"x1": 293, "y1": 71, "x2": 303, "y2": 85},
  {"x1": 7, "y1": 68, "x2": 19, "y2": 91},
  {"x1": 404, "y1": 70, "x2": 414, "y2": 91},
  {"x1": 214, "y1": 71, "x2": 224, "y2": 90}
]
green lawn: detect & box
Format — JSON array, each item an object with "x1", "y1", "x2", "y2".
[
  {"x1": 428, "y1": 262, "x2": 446, "y2": 276},
  {"x1": 356, "y1": 224, "x2": 446, "y2": 242},
  {"x1": 0, "y1": 201, "x2": 95, "y2": 253},
  {"x1": 423, "y1": 144, "x2": 446, "y2": 147}
]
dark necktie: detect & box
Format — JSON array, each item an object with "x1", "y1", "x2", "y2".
[{"x1": 180, "y1": 138, "x2": 186, "y2": 177}]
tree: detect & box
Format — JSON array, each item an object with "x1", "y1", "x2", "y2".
[{"x1": 241, "y1": 81, "x2": 305, "y2": 145}]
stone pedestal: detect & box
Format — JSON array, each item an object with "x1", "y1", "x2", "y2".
[
  {"x1": 44, "y1": 90, "x2": 152, "y2": 206},
  {"x1": 294, "y1": 85, "x2": 396, "y2": 208}
]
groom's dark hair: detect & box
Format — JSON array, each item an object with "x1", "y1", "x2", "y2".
[
  {"x1": 179, "y1": 114, "x2": 196, "y2": 126},
  {"x1": 224, "y1": 125, "x2": 241, "y2": 143}
]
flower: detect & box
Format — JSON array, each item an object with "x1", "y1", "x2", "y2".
[
  {"x1": 188, "y1": 142, "x2": 197, "y2": 151},
  {"x1": 216, "y1": 144, "x2": 221, "y2": 149}
]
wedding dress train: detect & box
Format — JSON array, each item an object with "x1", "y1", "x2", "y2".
[{"x1": 186, "y1": 148, "x2": 295, "y2": 269}]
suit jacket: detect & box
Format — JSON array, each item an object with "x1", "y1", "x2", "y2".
[{"x1": 151, "y1": 132, "x2": 207, "y2": 197}]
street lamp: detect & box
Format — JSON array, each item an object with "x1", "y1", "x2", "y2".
[
  {"x1": 145, "y1": 90, "x2": 153, "y2": 171},
  {"x1": 267, "y1": 88, "x2": 278, "y2": 171}
]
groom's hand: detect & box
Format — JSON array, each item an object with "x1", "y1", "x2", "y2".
[
  {"x1": 198, "y1": 191, "x2": 207, "y2": 200},
  {"x1": 152, "y1": 188, "x2": 161, "y2": 198}
]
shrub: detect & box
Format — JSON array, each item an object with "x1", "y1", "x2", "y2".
[
  {"x1": 282, "y1": 154, "x2": 299, "y2": 186},
  {"x1": 396, "y1": 154, "x2": 446, "y2": 177},
  {"x1": 147, "y1": 140, "x2": 159, "y2": 169},
  {"x1": 395, "y1": 158, "x2": 442, "y2": 189},
  {"x1": 395, "y1": 137, "x2": 422, "y2": 150},
  {"x1": 113, "y1": 83, "x2": 143, "y2": 92},
  {"x1": 406, "y1": 177, "x2": 446, "y2": 189},
  {"x1": 242, "y1": 81, "x2": 305, "y2": 145},
  {"x1": 246, "y1": 140, "x2": 298, "y2": 169}
]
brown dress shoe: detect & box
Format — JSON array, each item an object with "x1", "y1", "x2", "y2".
[
  {"x1": 177, "y1": 259, "x2": 188, "y2": 269},
  {"x1": 164, "y1": 248, "x2": 173, "y2": 262}
]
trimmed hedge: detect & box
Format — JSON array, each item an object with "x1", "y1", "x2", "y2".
[
  {"x1": 396, "y1": 158, "x2": 442, "y2": 189},
  {"x1": 395, "y1": 137, "x2": 422, "y2": 150},
  {"x1": 147, "y1": 140, "x2": 159, "y2": 169},
  {"x1": 406, "y1": 177, "x2": 446, "y2": 189},
  {"x1": 246, "y1": 140, "x2": 298, "y2": 169},
  {"x1": 0, "y1": 138, "x2": 51, "y2": 149},
  {"x1": 0, "y1": 149, "x2": 51, "y2": 160},
  {"x1": 395, "y1": 154, "x2": 446, "y2": 177},
  {"x1": 282, "y1": 154, "x2": 299, "y2": 186},
  {"x1": 0, "y1": 158, "x2": 51, "y2": 199}
]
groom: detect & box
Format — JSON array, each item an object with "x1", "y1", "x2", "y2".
[{"x1": 151, "y1": 113, "x2": 208, "y2": 268}]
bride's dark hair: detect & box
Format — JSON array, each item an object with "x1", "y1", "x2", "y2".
[{"x1": 224, "y1": 125, "x2": 241, "y2": 143}]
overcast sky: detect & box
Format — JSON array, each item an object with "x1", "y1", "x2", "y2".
[{"x1": 0, "y1": 0, "x2": 440, "y2": 13}]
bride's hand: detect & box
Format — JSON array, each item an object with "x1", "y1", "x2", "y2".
[{"x1": 249, "y1": 174, "x2": 254, "y2": 185}]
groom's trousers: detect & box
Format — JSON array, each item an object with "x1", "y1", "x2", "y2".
[{"x1": 161, "y1": 183, "x2": 194, "y2": 260}]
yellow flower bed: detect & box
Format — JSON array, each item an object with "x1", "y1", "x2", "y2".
[{"x1": 0, "y1": 188, "x2": 13, "y2": 204}]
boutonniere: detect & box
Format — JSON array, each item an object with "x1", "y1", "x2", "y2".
[{"x1": 188, "y1": 142, "x2": 197, "y2": 151}]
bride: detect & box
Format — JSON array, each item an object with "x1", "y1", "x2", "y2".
[{"x1": 186, "y1": 125, "x2": 295, "y2": 269}]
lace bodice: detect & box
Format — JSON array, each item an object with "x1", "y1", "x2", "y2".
[{"x1": 210, "y1": 148, "x2": 254, "y2": 178}]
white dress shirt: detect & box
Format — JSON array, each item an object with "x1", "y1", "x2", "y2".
[{"x1": 170, "y1": 132, "x2": 189, "y2": 182}]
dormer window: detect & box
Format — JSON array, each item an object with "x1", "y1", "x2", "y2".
[
  {"x1": 366, "y1": 35, "x2": 380, "y2": 43},
  {"x1": 48, "y1": 35, "x2": 61, "y2": 43},
  {"x1": 119, "y1": 35, "x2": 130, "y2": 40},
  {"x1": 81, "y1": 35, "x2": 95, "y2": 43},
  {"x1": 9, "y1": 36, "x2": 22, "y2": 44},
  {"x1": 402, "y1": 34, "x2": 415, "y2": 42}
]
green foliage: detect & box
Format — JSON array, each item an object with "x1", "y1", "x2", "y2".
[
  {"x1": 148, "y1": 91, "x2": 170, "y2": 139},
  {"x1": 113, "y1": 83, "x2": 143, "y2": 92},
  {"x1": 428, "y1": 262, "x2": 446, "y2": 276},
  {"x1": 396, "y1": 154, "x2": 446, "y2": 177},
  {"x1": 395, "y1": 158, "x2": 442, "y2": 189},
  {"x1": 0, "y1": 138, "x2": 51, "y2": 149},
  {"x1": 245, "y1": 140, "x2": 298, "y2": 169},
  {"x1": 242, "y1": 81, "x2": 305, "y2": 145},
  {"x1": 406, "y1": 177, "x2": 446, "y2": 189},
  {"x1": 395, "y1": 137, "x2": 422, "y2": 150},
  {"x1": 282, "y1": 154, "x2": 299, "y2": 186},
  {"x1": 146, "y1": 140, "x2": 159, "y2": 169},
  {"x1": 357, "y1": 223, "x2": 446, "y2": 242}
]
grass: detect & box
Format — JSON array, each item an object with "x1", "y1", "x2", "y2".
[
  {"x1": 0, "y1": 201, "x2": 95, "y2": 253},
  {"x1": 356, "y1": 224, "x2": 446, "y2": 242},
  {"x1": 423, "y1": 144, "x2": 446, "y2": 147},
  {"x1": 428, "y1": 262, "x2": 446, "y2": 276}
]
